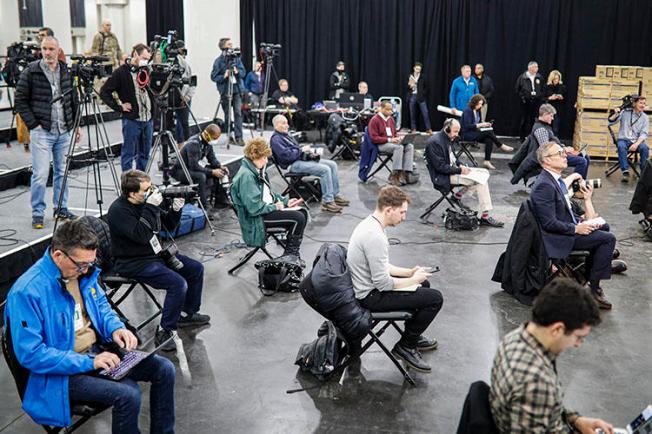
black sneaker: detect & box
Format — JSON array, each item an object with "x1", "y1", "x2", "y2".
[
  {"x1": 450, "y1": 195, "x2": 471, "y2": 211},
  {"x1": 32, "y1": 216, "x2": 44, "y2": 229},
  {"x1": 177, "y1": 312, "x2": 211, "y2": 328},
  {"x1": 391, "y1": 343, "x2": 432, "y2": 373},
  {"x1": 622, "y1": 171, "x2": 630, "y2": 183},
  {"x1": 155, "y1": 327, "x2": 176, "y2": 352},
  {"x1": 416, "y1": 336, "x2": 438, "y2": 352},
  {"x1": 53, "y1": 209, "x2": 78, "y2": 221},
  {"x1": 479, "y1": 215, "x2": 504, "y2": 228}
]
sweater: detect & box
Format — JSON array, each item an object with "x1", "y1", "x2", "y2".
[
  {"x1": 449, "y1": 76, "x2": 479, "y2": 111},
  {"x1": 244, "y1": 71, "x2": 264, "y2": 95},
  {"x1": 174, "y1": 133, "x2": 221, "y2": 176},
  {"x1": 270, "y1": 131, "x2": 302, "y2": 169},
  {"x1": 99, "y1": 63, "x2": 155, "y2": 121},
  {"x1": 368, "y1": 113, "x2": 396, "y2": 145}
]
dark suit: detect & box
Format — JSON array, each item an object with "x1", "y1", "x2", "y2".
[
  {"x1": 530, "y1": 170, "x2": 615, "y2": 281},
  {"x1": 425, "y1": 131, "x2": 462, "y2": 192}
]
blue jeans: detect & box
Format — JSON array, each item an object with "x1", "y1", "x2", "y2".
[
  {"x1": 121, "y1": 119, "x2": 153, "y2": 172},
  {"x1": 617, "y1": 139, "x2": 649, "y2": 173},
  {"x1": 220, "y1": 92, "x2": 243, "y2": 139},
  {"x1": 566, "y1": 154, "x2": 590, "y2": 179},
  {"x1": 290, "y1": 158, "x2": 340, "y2": 202},
  {"x1": 408, "y1": 94, "x2": 431, "y2": 131},
  {"x1": 134, "y1": 254, "x2": 204, "y2": 331},
  {"x1": 30, "y1": 127, "x2": 71, "y2": 218},
  {"x1": 68, "y1": 354, "x2": 175, "y2": 434}
]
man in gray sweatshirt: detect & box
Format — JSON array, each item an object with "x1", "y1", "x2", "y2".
[{"x1": 347, "y1": 185, "x2": 444, "y2": 372}]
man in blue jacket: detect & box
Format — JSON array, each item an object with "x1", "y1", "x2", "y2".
[
  {"x1": 210, "y1": 37, "x2": 246, "y2": 144},
  {"x1": 449, "y1": 65, "x2": 478, "y2": 114},
  {"x1": 4, "y1": 220, "x2": 176, "y2": 433}
]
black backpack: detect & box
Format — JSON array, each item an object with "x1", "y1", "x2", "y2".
[
  {"x1": 295, "y1": 320, "x2": 349, "y2": 381},
  {"x1": 255, "y1": 259, "x2": 303, "y2": 296},
  {"x1": 443, "y1": 208, "x2": 479, "y2": 231}
]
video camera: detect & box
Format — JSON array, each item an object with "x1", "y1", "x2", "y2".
[
  {"x1": 150, "y1": 30, "x2": 185, "y2": 60},
  {"x1": 70, "y1": 54, "x2": 112, "y2": 85},
  {"x1": 259, "y1": 43, "x2": 281, "y2": 59},
  {"x1": 619, "y1": 94, "x2": 640, "y2": 111},
  {"x1": 148, "y1": 30, "x2": 197, "y2": 97},
  {"x1": 224, "y1": 47, "x2": 241, "y2": 61},
  {"x1": 1, "y1": 41, "x2": 39, "y2": 86}
]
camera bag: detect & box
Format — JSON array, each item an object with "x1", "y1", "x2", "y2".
[
  {"x1": 254, "y1": 259, "x2": 303, "y2": 295},
  {"x1": 295, "y1": 320, "x2": 349, "y2": 381},
  {"x1": 443, "y1": 208, "x2": 479, "y2": 231},
  {"x1": 160, "y1": 203, "x2": 206, "y2": 239}
]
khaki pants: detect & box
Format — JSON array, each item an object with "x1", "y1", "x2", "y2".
[
  {"x1": 450, "y1": 168, "x2": 492, "y2": 212},
  {"x1": 480, "y1": 102, "x2": 488, "y2": 122}
]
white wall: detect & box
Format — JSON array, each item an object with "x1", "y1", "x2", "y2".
[{"x1": 183, "y1": 0, "x2": 240, "y2": 119}]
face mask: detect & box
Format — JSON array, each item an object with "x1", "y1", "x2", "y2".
[
  {"x1": 208, "y1": 139, "x2": 220, "y2": 146},
  {"x1": 138, "y1": 59, "x2": 149, "y2": 67}
]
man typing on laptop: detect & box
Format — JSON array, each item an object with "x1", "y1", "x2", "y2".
[{"x1": 4, "y1": 219, "x2": 175, "y2": 434}]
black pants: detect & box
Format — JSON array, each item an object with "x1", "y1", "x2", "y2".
[
  {"x1": 475, "y1": 130, "x2": 502, "y2": 161},
  {"x1": 358, "y1": 280, "x2": 443, "y2": 349},
  {"x1": 573, "y1": 226, "x2": 616, "y2": 282},
  {"x1": 175, "y1": 106, "x2": 191, "y2": 141},
  {"x1": 519, "y1": 99, "x2": 541, "y2": 141},
  {"x1": 172, "y1": 168, "x2": 227, "y2": 209},
  {"x1": 263, "y1": 208, "x2": 307, "y2": 237}
]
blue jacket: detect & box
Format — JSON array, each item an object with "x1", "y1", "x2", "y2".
[
  {"x1": 358, "y1": 128, "x2": 379, "y2": 182},
  {"x1": 210, "y1": 54, "x2": 246, "y2": 95},
  {"x1": 4, "y1": 249, "x2": 124, "y2": 427},
  {"x1": 460, "y1": 107, "x2": 482, "y2": 141},
  {"x1": 270, "y1": 131, "x2": 302, "y2": 169},
  {"x1": 425, "y1": 131, "x2": 462, "y2": 193},
  {"x1": 244, "y1": 71, "x2": 264, "y2": 95},
  {"x1": 449, "y1": 76, "x2": 479, "y2": 111}
]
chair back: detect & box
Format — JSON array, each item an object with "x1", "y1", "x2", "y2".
[
  {"x1": 78, "y1": 216, "x2": 114, "y2": 273},
  {"x1": 1, "y1": 319, "x2": 30, "y2": 402}
]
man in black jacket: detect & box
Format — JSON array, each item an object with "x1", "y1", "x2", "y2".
[
  {"x1": 172, "y1": 124, "x2": 229, "y2": 217},
  {"x1": 107, "y1": 170, "x2": 211, "y2": 351},
  {"x1": 474, "y1": 64, "x2": 494, "y2": 120},
  {"x1": 329, "y1": 61, "x2": 351, "y2": 99},
  {"x1": 425, "y1": 119, "x2": 504, "y2": 227},
  {"x1": 15, "y1": 36, "x2": 81, "y2": 229},
  {"x1": 100, "y1": 43, "x2": 154, "y2": 172},
  {"x1": 407, "y1": 62, "x2": 432, "y2": 134},
  {"x1": 515, "y1": 61, "x2": 544, "y2": 141}
]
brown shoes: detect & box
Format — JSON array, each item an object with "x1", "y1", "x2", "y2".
[
  {"x1": 322, "y1": 202, "x2": 343, "y2": 213},
  {"x1": 334, "y1": 196, "x2": 350, "y2": 206},
  {"x1": 592, "y1": 287, "x2": 613, "y2": 310},
  {"x1": 388, "y1": 172, "x2": 402, "y2": 186}
]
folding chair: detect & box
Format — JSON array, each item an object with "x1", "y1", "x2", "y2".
[
  {"x1": 269, "y1": 156, "x2": 321, "y2": 204},
  {"x1": 2, "y1": 320, "x2": 109, "y2": 434},
  {"x1": 228, "y1": 227, "x2": 287, "y2": 274},
  {"x1": 455, "y1": 140, "x2": 479, "y2": 167},
  {"x1": 605, "y1": 125, "x2": 641, "y2": 178},
  {"x1": 362, "y1": 128, "x2": 394, "y2": 181},
  {"x1": 420, "y1": 186, "x2": 465, "y2": 222}
]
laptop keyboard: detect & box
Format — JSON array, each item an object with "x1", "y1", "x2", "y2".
[{"x1": 99, "y1": 350, "x2": 148, "y2": 380}]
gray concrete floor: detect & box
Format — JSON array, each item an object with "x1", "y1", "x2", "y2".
[{"x1": 1, "y1": 142, "x2": 651, "y2": 433}]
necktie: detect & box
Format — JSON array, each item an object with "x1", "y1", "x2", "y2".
[{"x1": 557, "y1": 178, "x2": 577, "y2": 224}]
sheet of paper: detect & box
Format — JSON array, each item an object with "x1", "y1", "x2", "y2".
[
  {"x1": 459, "y1": 168, "x2": 490, "y2": 185},
  {"x1": 583, "y1": 216, "x2": 607, "y2": 227}
]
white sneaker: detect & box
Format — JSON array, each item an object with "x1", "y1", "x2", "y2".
[
  {"x1": 500, "y1": 144, "x2": 514, "y2": 152},
  {"x1": 483, "y1": 161, "x2": 496, "y2": 170}
]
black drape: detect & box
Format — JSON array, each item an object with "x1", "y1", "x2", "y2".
[
  {"x1": 146, "y1": 0, "x2": 185, "y2": 45},
  {"x1": 240, "y1": 0, "x2": 652, "y2": 139}
]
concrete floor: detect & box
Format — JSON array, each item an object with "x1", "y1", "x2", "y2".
[{"x1": 1, "y1": 141, "x2": 651, "y2": 433}]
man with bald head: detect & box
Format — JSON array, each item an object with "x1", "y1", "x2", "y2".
[
  {"x1": 172, "y1": 124, "x2": 230, "y2": 215},
  {"x1": 91, "y1": 19, "x2": 123, "y2": 68},
  {"x1": 15, "y1": 36, "x2": 81, "y2": 229},
  {"x1": 425, "y1": 119, "x2": 503, "y2": 227}
]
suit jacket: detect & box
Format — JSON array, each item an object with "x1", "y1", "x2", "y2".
[
  {"x1": 530, "y1": 170, "x2": 578, "y2": 258},
  {"x1": 407, "y1": 73, "x2": 428, "y2": 103},
  {"x1": 425, "y1": 131, "x2": 462, "y2": 192}
]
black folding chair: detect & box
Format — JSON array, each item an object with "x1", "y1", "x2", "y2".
[
  {"x1": 99, "y1": 275, "x2": 163, "y2": 332},
  {"x1": 269, "y1": 157, "x2": 321, "y2": 204},
  {"x1": 455, "y1": 140, "x2": 479, "y2": 167},
  {"x1": 2, "y1": 320, "x2": 109, "y2": 434},
  {"x1": 604, "y1": 126, "x2": 641, "y2": 178},
  {"x1": 228, "y1": 227, "x2": 287, "y2": 274},
  {"x1": 420, "y1": 186, "x2": 465, "y2": 222}
]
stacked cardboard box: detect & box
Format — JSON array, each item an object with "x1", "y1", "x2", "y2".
[{"x1": 595, "y1": 65, "x2": 652, "y2": 96}]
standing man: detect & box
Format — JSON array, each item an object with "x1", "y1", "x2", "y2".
[
  {"x1": 4, "y1": 220, "x2": 176, "y2": 433},
  {"x1": 368, "y1": 101, "x2": 418, "y2": 186},
  {"x1": 474, "y1": 64, "x2": 494, "y2": 120},
  {"x1": 211, "y1": 37, "x2": 246, "y2": 145},
  {"x1": 100, "y1": 43, "x2": 154, "y2": 172},
  {"x1": 244, "y1": 61, "x2": 264, "y2": 108},
  {"x1": 329, "y1": 60, "x2": 351, "y2": 99},
  {"x1": 407, "y1": 62, "x2": 432, "y2": 134},
  {"x1": 15, "y1": 36, "x2": 81, "y2": 229},
  {"x1": 608, "y1": 95, "x2": 649, "y2": 183},
  {"x1": 490, "y1": 279, "x2": 614, "y2": 434},
  {"x1": 347, "y1": 185, "x2": 443, "y2": 372},
  {"x1": 174, "y1": 48, "x2": 196, "y2": 142},
  {"x1": 516, "y1": 61, "x2": 544, "y2": 141},
  {"x1": 90, "y1": 19, "x2": 123, "y2": 69},
  {"x1": 449, "y1": 65, "x2": 479, "y2": 115}
]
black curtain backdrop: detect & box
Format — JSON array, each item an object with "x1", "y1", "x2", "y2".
[
  {"x1": 146, "y1": 0, "x2": 185, "y2": 46},
  {"x1": 240, "y1": 0, "x2": 652, "y2": 138}
]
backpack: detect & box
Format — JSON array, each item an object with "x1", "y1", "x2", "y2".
[
  {"x1": 255, "y1": 259, "x2": 303, "y2": 296},
  {"x1": 443, "y1": 208, "x2": 479, "y2": 231},
  {"x1": 295, "y1": 320, "x2": 349, "y2": 381}
]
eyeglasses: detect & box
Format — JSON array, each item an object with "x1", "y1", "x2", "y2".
[
  {"x1": 62, "y1": 250, "x2": 96, "y2": 272},
  {"x1": 544, "y1": 150, "x2": 565, "y2": 158}
]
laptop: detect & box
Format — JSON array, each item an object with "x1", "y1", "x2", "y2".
[
  {"x1": 338, "y1": 92, "x2": 366, "y2": 109},
  {"x1": 323, "y1": 100, "x2": 338, "y2": 110},
  {"x1": 599, "y1": 405, "x2": 652, "y2": 434},
  {"x1": 96, "y1": 335, "x2": 173, "y2": 381}
]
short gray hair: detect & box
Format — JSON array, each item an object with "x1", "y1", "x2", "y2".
[
  {"x1": 272, "y1": 114, "x2": 287, "y2": 129},
  {"x1": 539, "y1": 103, "x2": 557, "y2": 117},
  {"x1": 528, "y1": 61, "x2": 538, "y2": 68},
  {"x1": 536, "y1": 142, "x2": 560, "y2": 165}
]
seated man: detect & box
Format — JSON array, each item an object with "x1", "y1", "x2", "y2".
[
  {"x1": 107, "y1": 170, "x2": 211, "y2": 351},
  {"x1": 490, "y1": 278, "x2": 614, "y2": 434},
  {"x1": 425, "y1": 119, "x2": 504, "y2": 227},
  {"x1": 172, "y1": 123, "x2": 230, "y2": 219},
  {"x1": 347, "y1": 185, "x2": 443, "y2": 372},
  {"x1": 4, "y1": 220, "x2": 175, "y2": 433},
  {"x1": 270, "y1": 114, "x2": 349, "y2": 213},
  {"x1": 530, "y1": 142, "x2": 616, "y2": 309},
  {"x1": 358, "y1": 81, "x2": 374, "y2": 102},
  {"x1": 608, "y1": 94, "x2": 649, "y2": 183},
  {"x1": 368, "y1": 100, "x2": 417, "y2": 186},
  {"x1": 271, "y1": 78, "x2": 299, "y2": 109}
]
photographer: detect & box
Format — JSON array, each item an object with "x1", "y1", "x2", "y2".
[
  {"x1": 14, "y1": 35, "x2": 81, "y2": 230},
  {"x1": 210, "y1": 37, "x2": 246, "y2": 145},
  {"x1": 608, "y1": 95, "x2": 649, "y2": 183},
  {"x1": 100, "y1": 43, "x2": 154, "y2": 172},
  {"x1": 172, "y1": 124, "x2": 230, "y2": 217},
  {"x1": 270, "y1": 114, "x2": 349, "y2": 213},
  {"x1": 107, "y1": 170, "x2": 211, "y2": 351}
]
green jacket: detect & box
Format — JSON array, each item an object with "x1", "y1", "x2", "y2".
[{"x1": 231, "y1": 158, "x2": 288, "y2": 247}]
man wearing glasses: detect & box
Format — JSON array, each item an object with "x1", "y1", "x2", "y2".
[
  {"x1": 4, "y1": 220, "x2": 176, "y2": 433},
  {"x1": 490, "y1": 279, "x2": 614, "y2": 433},
  {"x1": 530, "y1": 142, "x2": 617, "y2": 309}
]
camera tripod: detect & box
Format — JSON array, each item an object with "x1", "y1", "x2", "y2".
[
  {"x1": 212, "y1": 58, "x2": 240, "y2": 149},
  {"x1": 52, "y1": 77, "x2": 121, "y2": 234},
  {"x1": 146, "y1": 92, "x2": 216, "y2": 235}
]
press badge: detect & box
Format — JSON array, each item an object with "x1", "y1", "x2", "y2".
[
  {"x1": 385, "y1": 127, "x2": 392, "y2": 137},
  {"x1": 150, "y1": 235, "x2": 162, "y2": 254},
  {"x1": 73, "y1": 303, "x2": 84, "y2": 331}
]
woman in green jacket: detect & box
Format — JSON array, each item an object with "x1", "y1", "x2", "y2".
[{"x1": 230, "y1": 137, "x2": 307, "y2": 263}]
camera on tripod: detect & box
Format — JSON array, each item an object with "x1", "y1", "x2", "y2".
[
  {"x1": 148, "y1": 31, "x2": 197, "y2": 96},
  {"x1": 259, "y1": 43, "x2": 281, "y2": 58},
  {"x1": 70, "y1": 55, "x2": 113, "y2": 84},
  {"x1": 224, "y1": 47, "x2": 241, "y2": 61},
  {"x1": 1, "y1": 41, "x2": 39, "y2": 86},
  {"x1": 572, "y1": 178, "x2": 602, "y2": 193}
]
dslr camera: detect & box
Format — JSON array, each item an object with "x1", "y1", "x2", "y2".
[
  {"x1": 159, "y1": 242, "x2": 184, "y2": 271},
  {"x1": 300, "y1": 151, "x2": 320, "y2": 162},
  {"x1": 158, "y1": 184, "x2": 199, "y2": 199},
  {"x1": 571, "y1": 178, "x2": 602, "y2": 193}
]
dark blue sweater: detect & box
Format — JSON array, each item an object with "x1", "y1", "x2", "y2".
[{"x1": 270, "y1": 131, "x2": 302, "y2": 169}]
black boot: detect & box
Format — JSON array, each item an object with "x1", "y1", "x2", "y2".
[{"x1": 278, "y1": 235, "x2": 305, "y2": 268}]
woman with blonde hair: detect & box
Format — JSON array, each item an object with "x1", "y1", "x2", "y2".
[{"x1": 544, "y1": 70, "x2": 566, "y2": 135}]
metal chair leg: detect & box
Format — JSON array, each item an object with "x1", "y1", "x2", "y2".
[{"x1": 228, "y1": 247, "x2": 261, "y2": 274}]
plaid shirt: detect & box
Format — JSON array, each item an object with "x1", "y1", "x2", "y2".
[{"x1": 489, "y1": 324, "x2": 580, "y2": 433}]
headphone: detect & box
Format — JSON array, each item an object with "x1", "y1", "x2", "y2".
[
  {"x1": 443, "y1": 118, "x2": 454, "y2": 134},
  {"x1": 201, "y1": 129, "x2": 212, "y2": 143}
]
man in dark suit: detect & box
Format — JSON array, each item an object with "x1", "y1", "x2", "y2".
[{"x1": 530, "y1": 142, "x2": 616, "y2": 309}]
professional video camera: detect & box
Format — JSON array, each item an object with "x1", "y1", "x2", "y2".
[
  {"x1": 70, "y1": 54, "x2": 112, "y2": 85},
  {"x1": 259, "y1": 43, "x2": 281, "y2": 58},
  {"x1": 224, "y1": 47, "x2": 241, "y2": 61},
  {"x1": 1, "y1": 41, "x2": 39, "y2": 86},
  {"x1": 619, "y1": 94, "x2": 639, "y2": 111},
  {"x1": 148, "y1": 30, "x2": 197, "y2": 97},
  {"x1": 150, "y1": 30, "x2": 186, "y2": 60},
  {"x1": 158, "y1": 183, "x2": 199, "y2": 199}
]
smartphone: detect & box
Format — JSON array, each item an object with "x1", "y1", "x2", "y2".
[{"x1": 424, "y1": 266, "x2": 440, "y2": 273}]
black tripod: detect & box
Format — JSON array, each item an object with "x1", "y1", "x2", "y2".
[
  {"x1": 52, "y1": 76, "x2": 121, "y2": 234},
  {"x1": 213, "y1": 57, "x2": 239, "y2": 149}
]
